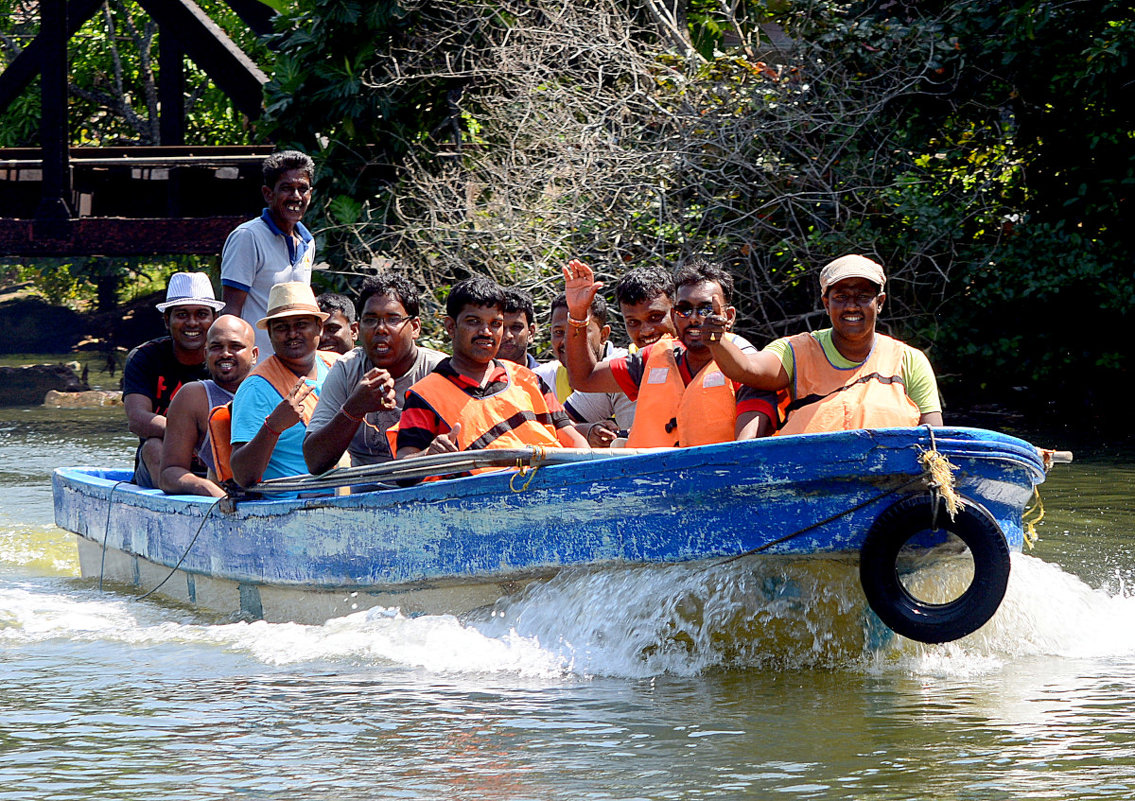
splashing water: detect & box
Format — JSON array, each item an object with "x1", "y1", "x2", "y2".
[{"x1": 5, "y1": 524, "x2": 1135, "y2": 680}]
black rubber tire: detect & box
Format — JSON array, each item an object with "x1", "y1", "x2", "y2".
[{"x1": 859, "y1": 493, "x2": 1010, "y2": 644}]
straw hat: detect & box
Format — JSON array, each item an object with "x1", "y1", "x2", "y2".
[
  {"x1": 818, "y1": 255, "x2": 886, "y2": 294},
  {"x1": 155, "y1": 272, "x2": 225, "y2": 312},
  {"x1": 256, "y1": 282, "x2": 329, "y2": 330}
]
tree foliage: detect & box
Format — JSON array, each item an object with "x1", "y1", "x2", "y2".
[
  {"x1": 0, "y1": 0, "x2": 275, "y2": 312},
  {"x1": 0, "y1": 0, "x2": 269, "y2": 146}
]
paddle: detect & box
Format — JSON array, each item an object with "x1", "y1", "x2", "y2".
[{"x1": 248, "y1": 446, "x2": 672, "y2": 494}]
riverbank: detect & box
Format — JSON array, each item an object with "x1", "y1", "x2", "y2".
[{"x1": 0, "y1": 281, "x2": 165, "y2": 363}]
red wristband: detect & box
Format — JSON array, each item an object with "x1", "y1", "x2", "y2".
[
  {"x1": 262, "y1": 415, "x2": 284, "y2": 436},
  {"x1": 341, "y1": 406, "x2": 365, "y2": 423}
]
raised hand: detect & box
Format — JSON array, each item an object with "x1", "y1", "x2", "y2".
[
  {"x1": 346, "y1": 367, "x2": 397, "y2": 416},
  {"x1": 562, "y1": 259, "x2": 604, "y2": 320},
  {"x1": 703, "y1": 312, "x2": 731, "y2": 344},
  {"x1": 267, "y1": 378, "x2": 315, "y2": 433},
  {"x1": 426, "y1": 422, "x2": 462, "y2": 455}
]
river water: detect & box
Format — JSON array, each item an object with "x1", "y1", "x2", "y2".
[{"x1": 2, "y1": 402, "x2": 1134, "y2": 800}]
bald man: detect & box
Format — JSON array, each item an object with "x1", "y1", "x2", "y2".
[{"x1": 160, "y1": 315, "x2": 259, "y2": 497}]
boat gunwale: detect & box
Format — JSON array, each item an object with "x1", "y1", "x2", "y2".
[{"x1": 54, "y1": 427, "x2": 1048, "y2": 519}]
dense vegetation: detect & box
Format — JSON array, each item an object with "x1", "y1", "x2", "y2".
[
  {"x1": 2, "y1": 0, "x2": 1131, "y2": 418},
  {"x1": 261, "y1": 0, "x2": 1132, "y2": 417}
]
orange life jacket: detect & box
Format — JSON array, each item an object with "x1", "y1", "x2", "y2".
[
  {"x1": 386, "y1": 360, "x2": 562, "y2": 459},
  {"x1": 777, "y1": 332, "x2": 921, "y2": 435},
  {"x1": 205, "y1": 352, "x2": 338, "y2": 482},
  {"x1": 207, "y1": 403, "x2": 234, "y2": 483},
  {"x1": 626, "y1": 335, "x2": 737, "y2": 448}
]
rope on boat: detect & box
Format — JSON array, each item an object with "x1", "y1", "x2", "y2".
[
  {"x1": 135, "y1": 496, "x2": 225, "y2": 602},
  {"x1": 716, "y1": 426, "x2": 965, "y2": 566},
  {"x1": 917, "y1": 430, "x2": 960, "y2": 522},
  {"x1": 714, "y1": 474, "x2": 928, "y2": 567},
  {"x1": 509, "y1": 445, "x2": 548, "y2": 493},
  {"x1": 1022, "y1": 487, "x2": 1044, "y2": 550},
  {"x1": 98, "y1": 480, "x2": 130, "y2": 592}
]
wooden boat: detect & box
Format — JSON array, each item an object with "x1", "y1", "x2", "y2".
[{"x1": 52, "y1": 427, "x2": 1068, "y2": 642}]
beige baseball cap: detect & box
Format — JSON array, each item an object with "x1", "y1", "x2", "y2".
[{"x1": 818, "y1": 255, "x2": 886, "y2": 294}]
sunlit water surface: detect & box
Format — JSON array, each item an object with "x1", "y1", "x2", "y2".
[{"x1": 2, "y1": 405, "x2": 1134, "y2": 800}]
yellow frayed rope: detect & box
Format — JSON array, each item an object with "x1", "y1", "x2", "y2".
[
  {"x1": 509, "y1": 445, "x2": 547, "y2": 493},
  {"x1": 1022, "y1": 486, "x2": 1044, "y2": 549},
  {"x1": 918, "y1": 442, "x2": 960, "y2": 521}
]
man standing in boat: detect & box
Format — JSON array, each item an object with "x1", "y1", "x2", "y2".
[
  {"x1": 393, "y1": 276, "x2": 588, "y2": 460},
  {"x1": 123, "y1": 271, "x2": 225, "y2": 488},
  {"x1": 709, "y1": 254, "x2": 942, "y2": 433},
  {"x1": 228, "y1": 282, "x2": 360, "y2": 486},
  {"x1": 561, "y1": 259, "x2": 777, "y2": 445},
  {"x1": 304, "y1": 273, "x2": 445, "y2": 472},
  {"x1": 159, "y1": 315, "x2": 258, "y2": 497},
  {"x1": 220, "y1": 150, "x2": 318, "y2": 355}
]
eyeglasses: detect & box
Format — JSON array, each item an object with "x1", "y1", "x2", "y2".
[
  {"x1": 360, "y1": 314, "x2": 413, "y2": 329},
  {"x1": 672, "y1": 303, "x2": 717, "y2": 320},
  {"x1": 828, "y1": 292, "x2": 879, "y2": 306}
]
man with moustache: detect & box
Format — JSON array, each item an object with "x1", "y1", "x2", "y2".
[
  {"x1": 394, "y1": 276, "x2": 587, "y2": 460},
  {"x1": 220, "y1": 150, "x2": 318, "y2": 354},
  {"x1": 304, "y1": 273, "x2": 445, "y2": 472},
  {"x1": 123, "y1": 271, "x2": 224, "y2": 488},
  {"x1": 562, "y1": 258, "x2": 777, "y2": 446},
  {"x1": 159, "y1": 316, "x2": 258, "y2": 497},
  {"x1": 711, "y1": 254, "x2": 942, "y2": 434},
  {"x1": 228, "y1": 282, "x2": 345, "y2": 487}
]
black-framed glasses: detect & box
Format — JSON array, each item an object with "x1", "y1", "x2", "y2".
[
  {"x1": 361, "y1": 314, "x2": 413, "y2": 329},
  {"x1": 673, "y1": 303, "x2": 717, "y2": 320}
]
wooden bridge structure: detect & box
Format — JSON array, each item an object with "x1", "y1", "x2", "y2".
[{"x1": 0, "y1": 0, "x2": 277, "y2": 256}]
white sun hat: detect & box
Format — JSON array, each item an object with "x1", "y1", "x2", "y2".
[{"x1": 155, "y1": 272, "x2": 226, "y2": 312}]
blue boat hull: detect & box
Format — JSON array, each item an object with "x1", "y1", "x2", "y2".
[{"x1": 53, "y1": 427, "x2": 1048, "y2": 624}]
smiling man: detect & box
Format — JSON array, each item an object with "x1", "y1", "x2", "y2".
[
  {"x1": 394, "y1": 276, "x2": 587, "y2": 461},
  {"x1": 159, "y1": 315, "x2": 258, "y2": 497},
  {"x1": 220, "y1": 150, "x2": 317, "y2": 353},
  {"x1": 714, "y1": 254, "x2": 942, "y2": 434},
  {"x1": 228, "y1": 282, "x2": 340, "y2": 487},
  {"x1": 123, "y1": 272, "x2": 224, "y2": 488},
  {"x1": 315, "y1": 292, "x2": 358, "y2": 355},
  {"x1": 562, "y1": 258, "x2": 777, "y2": 447},
  {"x1": 613, "y1": 264, "x2": 677, "y2": 351},
  {"x1": 304, "y1": 273, "x2": 444, "y2": 472}
]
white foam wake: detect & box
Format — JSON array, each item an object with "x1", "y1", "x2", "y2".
[{"x1": 4, "y1": 552, "x2": 1134, "y2": 679}]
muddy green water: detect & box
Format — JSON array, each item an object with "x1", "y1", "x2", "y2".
[{"x1": 2, "y1": 404, "x2": 1133, "y2": 800}]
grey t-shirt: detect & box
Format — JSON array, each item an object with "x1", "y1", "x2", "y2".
[{"x1": 306, "y1": 345, "x2": 446, "y2": 465}]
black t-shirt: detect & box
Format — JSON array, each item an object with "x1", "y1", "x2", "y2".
[{"x1": 122, "y1": 336, "x2": 208, "y2": 417}]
